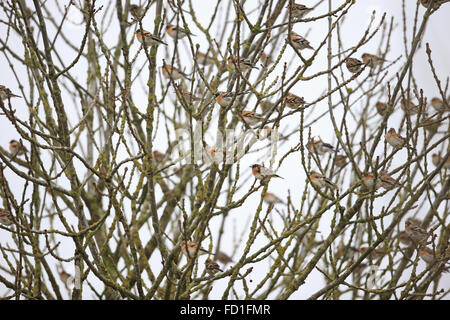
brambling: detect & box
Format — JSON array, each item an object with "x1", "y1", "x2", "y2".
[
  {"x1": 263, "y1": 192, "x2": 284, "y2": 205},
  {"x1": 0, "y1": 85, "x2": 21, "y2": 100},
  {"x1": 59, "y1": 270, "x2": 72, "y2": 285},
  {"x1": 286, "y1": 2, "x2": 313, "y2": 19},
  {"x1": 375, "y1": 102, "x2": 388, "y2": 116},
  {"x1": 227, "y1": 55, "x2": 258, "y2": 72},
  {"x1": 405, "y1": 220, "x2": 429, "y2": 243},
  {"x1": 216, "y1": 251, "x2": 233, "y2": 265},
  {"x1": 361, "y1": 53, "x2": 385, "y2": 67},
  {"x1": 430, "y1": 97, "x2": 448, "y2": 113},
  {"x1": 205, "y1": 259, "x2": 223, "y2": 276},
  {"x1": 239, "y1": 110, "x2": 265, "y2": 126},
  {"x1": 400, "y1": 98, "x2": 421, "y2": 115},
  {"x1": 385, "y1": 128, "x2": 408, "y2": 149},
  {"x1": 289, "y1": 32, "x2": 314, "y2": 51},
  {"x1": 406, "y1": 217, "x2": 422, "y2": 227},
  {"x1": 360, "y1": 247, "x2": 387, "y2": 259},
  {"x1": 0, "y1": 208, "x2": 14, "y2": 226},
  {"x1": 419, "y1": 246, "x2": 435, "y2": 264},
  {"x1": 378, "y1": 172, "x2": 401, "y2": 190},
  {"x1": 196, "y1": 51, "x2": 216, "y2": 66},
  {"x1": 135, "y1": 30, "x2": 167, "y2": 46},
  {"x1": 259, "y1": 52, "x2": 273, "y2": 66},
  {"x1": 129, "y1": 4, "x2": 142, "y2": 20},
  {"x1": 361, "y1": 173, "x2": 381, "y2": 190},
  {"x1": 334, "y1": 154, "x2": 348, "y2": 168},
  {"x1": 250, "y1": 164, "x2": 283, "y2": 180},
  {"x1": 174, "y1": 84, "x2": 201, "y2": 103},
  {"x1": 283, "y1": 92, "x2": 305, "y2": 109},
  {"x1": 345, "y1": 57, "x2": 364, "y2": 73},
  {"x1": 306, "y1": 138, "x2": 335, "y2": 155},
  {"x1": 257, "y1": 126, "x2": 272, "y2": 140},
  {"x1": 166, "y1": 25, "x2": 196, "y2": 39},
  {"x1": 398, "y1": 231, "x2": 414, "y2": 246},
  {"x1": 152, "y1": 150, "x2": 165, "y2": 163},
  {"x1": 215, "y1": 91, "x2": 246, "y2": 107},
  {"x1": 431, "y1": 153, "x2": 450, "y2": 169},
  {"x1": 162, "y1": 65, "x2": 192, "y2": 81},
  {"x1": 420, "y1": 0, "x2": 443, "y2": 9},
  {"x1": 9, "y1": 139, "x2": 27, "y2": 155},
  {"x1": 181, "y1": 241, "x2": 214, "y2": 257},
  {"x1": 258, "y1": 100, "x2": 275, "y2": 114},
  {"x1": 308, "y1": 171, "x2": 337, "y2": 190}
]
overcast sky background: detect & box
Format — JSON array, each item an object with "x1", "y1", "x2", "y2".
[{"x1": 1, "y1": 0, "x2": 449, "y2": 299}]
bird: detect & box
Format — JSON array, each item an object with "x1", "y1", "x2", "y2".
[
  {"x1": 166, "y1": 25, "x2": 196, "y2": 39},
  {"x1": 0, "y1": 85, "x2": 21, "y2": 100},
  {"x1": 361, "y1": 173, "x2": 381, "y2": 190},
  {"x1": 283, "y1": 92, "x2": 305, "y2": 109},
  {"x1": 9, "y1": 139, "x2": 27, "y2": 156},
  {"x1": 227, "y1": 55, "x2": 259, "y2": 72},
  {"x1": 259, "y1": 52, "x2": 273, "y2": 66},
  {"x1": 135, "y1": 29, "x2": 168, "y2": 46},
  {"x1": 420, "y1": 0, "x2": 445, "y2": 9},
  {"x1": 406, "y1": 217, "x2": 423, "y2": 227},
  {"x1": 385, "y1": 128, "x2": 409, "y2": 149},
  {"x1": 263, "y1": 192, "x2": 284, "y2": 205},
  {"x1": 306, "y1": 138, "x2": 335, "y2": 155},
  {"x1": 375, "y1": 102, "x2": 388, "y2": 116},
  {"x1": 398, "y1": 231, "x2": 414, "y2": 246},
  {"x1": 181, "y1": 241, "x2": 214, "y2": 257},
  {"x1": 239, "y1": 110, "x2": 265, "y2": 126},
  {"x1": 215, "y1": 91, "x2": 246, "y2": 107},
  {"x1": 359, "y1": 247, "x2": 387, "y2": 259},
  {"x1": 196, "y1": 51, "x2": 216, "y2": 66},
  {"x1": 286, "y1": 2, "x2": 313, "y2": 19},
  {"x1": 128, "y1": 4, "x2": 143, "y2": 20},
  {"x1": 205, "y1": 259, "x2": 223, "y2": 276},
  {"x1": 430, "y1": 97, "x2": 448, "y2": 113},
  {"x1": 345, "y1": 57, "x2": 364, "y2": 73},
  {"x1": 152, "y1": 150, "x2": 165, "y2": 163},
  {"x1": 162, "y1": 64, "x2": 192, "y2": 81},
  {"x1": 405, "y1": 220, "x2": 429, "y2": 243},
  {"x1": 250, "y1": 164, "x2": 283, "y2": 180},
  {"x1": 334, "y1": 154, "x2": 348, "y2": 168},
  {"x1": 309, "y1": 171, "x2": 337, "y2": 190},
  {"x1": 419, "y1": 116, "x2": 441, "y2": 133},
  {"x1": 59, "y1": 270, "x2": 72, "y2": 285},
  {"x1": 378, "y1": 172, "x2": 401, "y2": 190},
  {"x1": 400, "y1": 98, "x2": 422, "y2": 115},
  {"x1": 174, "y1": 84, "x2": 201, "y2": 103},
  {"x1": 0, "y1": 208, "x2": 14, "y2": 226},
  {"x1": 419, "y1": 246, "x2": 435, "y2": 265},
  {"x1": 361, "y1": 53, "x2": 386, "y2": 67},
  {"x1": 258, "y1": 126, "x2": 272, "y2": 140},
  {"x1": 258, "y1": 100, "x2": 276, "y2": 114},
  {"x1": 216, "y1": 252, "x2": 233, "y2": 265},
  {"x1": 289, "y1": 32, "x2": 314, "y2": 51},
  {"x1": 431, "y1": 154, "x2": 450, "y2": 169}
]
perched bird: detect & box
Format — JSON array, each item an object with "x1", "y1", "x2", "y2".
[
  {"x1": 258, "y1": 126, "x2": 273, "y2": 140},
  {"x1": 398, "y1": 231, "x2": 414, "y2": 246},
  {"x1": 420, "y1": 0, "x2": 445, "y2": 9},
  {"x1": 9, "y1": 139, "x2": 27, "y2": 156},
  {"x1": 162, "y1": 65, "x2": 192, "y2": 81},
  {"x1": 289, "y1": 32, "x2": 314, "y2": 51},
  {"x1": 196, "y1": 51, "x2": 216, "y2": 66},
  {"x1": 205, "y1": 259, "x2": 223, "y2": 276},
  {"x1": 400, "y1": 98, "x2": 422, "y2": 115},
  {"x1": 378, "y1": 172, "x2": 401, "y2": 190},
  {"x1": 227, "y1": 55, "x2": 258, "y2": 72},
  {"x1": 345, "y1": 57, "x2": 364, "y2": 73},
  {"x1": 59, "y1": 271, "x2": 72, "y2": 285},
  {"x1": 361, "y1": 53, "x2": 385, "y2": 67},
  {"x1": 259, "y1": 52, "x2": 273, "y2": 66},
  {"x1": 334, "y1": 154, "x2": 348, "y2": 168},
  {"x1": 283, "y1": 92, "x2": 305, "y2": 109},
  {"x1": 258, "y1": 100, "x2": 276, "y2": 114},
  {"x1": 250, "y1": 164, "x2": 283, "y2": 180},
  {"x1": 166, "y1": 25, "x2": 195, "y2": 39},
  {"x1": 405, "y1": 220, "x2": 429, "y2": 243},
  {"x1": 309, "y1": 171, "x2": 337, "y2": 190},
  {"x1": 287, "y1": 3, "x2": 313, "y2": 19},
  {"x1": 216, "y1": 252, "x2": 233, "y2": 265},
  {"x1": 361, "y1": 173, "x2": 380, "y2": 190},
  {"x1": 385, "y1": 128, "x2": 408, "y2": 149},
  {"x1": 129, "y1": 4, "x2": 143, "y2": 20},
  {"x1": 0, "y1": 85, "x2": 21, "y2": 100},
  {"x1": 135, "y1": 29, "x2": 168, "y2": 46},
  {"x1": 419, "y1": 116, "x2": 441, "y2": 133},
  {"x1": 152, "y1": 150, "x2": 165, "y2": 163},
  {"x1": 306, "y1": 138, "x2": 335, "y2": 155},
  {"x1": 174, "y1": 84, "x2": 201, "y2": 103},
  {"x1": 431, "y1": 153, "x2": 450, "y2": 169},
  {"x1": 0, "y1": 208, "x2": 14, "y2": 226},
  {"x1": 375, "y1": 102, "x2": 388, "y2": 116},
  {"x1": 181, "y1": 241, "x2": 214, "y2": 257},
  {"x1": 239, "y1": 111, "x2": 265, "y2": 126},
  {"x1": 360, "y1": 247, "x2": 387, "y2": 259},
  {"x1": 406, "y1": 217, "x2": 423, "y2": 227},
  {"x1": 263, "y1": 192, "x2": 284, "y2": 205},
  {"x1": 419, "y1": 246, "x2": 435, "y2": 265},
  {"x1": 215, "y1": 91, "x2": 246, "y2": 107},
  {"x1": 430, "y1": 97, "x2": 448, "y2": 113}
]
